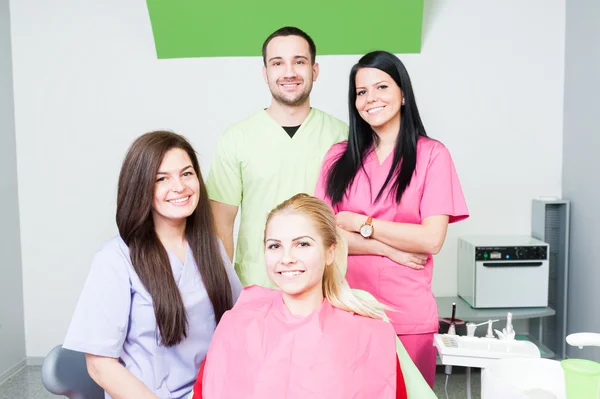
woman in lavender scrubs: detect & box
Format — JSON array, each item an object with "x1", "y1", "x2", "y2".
[{"x1": 63, "y1": 131, "x2": 242, "y2": 399}]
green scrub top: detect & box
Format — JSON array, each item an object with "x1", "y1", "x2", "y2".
[{"x1": 206, "y1": 108, "x2": 348, "y2": 287}]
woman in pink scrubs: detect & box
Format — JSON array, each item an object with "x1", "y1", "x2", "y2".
[
  {"x1": 193, "y1": 194, "x2": 407, "y2": 399},
  {"x1": 315, "y1": 51, "x2": 469, "y2": 387}
]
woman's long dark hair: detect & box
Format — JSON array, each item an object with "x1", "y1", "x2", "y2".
[
  {"x1": 116, "y1": 131, "x2": 233, "y2": 347},
  {"x1": 326, "y1": 51, "x2": 429, "y2": 206}
]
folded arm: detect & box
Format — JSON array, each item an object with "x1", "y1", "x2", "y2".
[
  {"x1": 336, "y1": 212, "x2": 450, "y2": 255},
  {"x1": 339, "y1": 228, "x2": 391, "y2": 256},
  {"x1": 339, "y1": 229, "x2": 428, "y2": 269}
]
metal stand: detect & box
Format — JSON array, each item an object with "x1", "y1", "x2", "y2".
[{"x1": 466, "y1": 366, "x2": 472, "y2": 399}]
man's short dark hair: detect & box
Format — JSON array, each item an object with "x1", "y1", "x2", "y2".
[{"x1": 261, "y1": 26, "x2": 317, "y2": 65}]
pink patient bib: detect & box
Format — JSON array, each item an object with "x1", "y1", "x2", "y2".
[{"x1": 202, "y1": 286, "x2": 397, "y2": 399}]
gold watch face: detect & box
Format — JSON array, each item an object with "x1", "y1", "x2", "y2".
[{"x1": 360, "y1": 224, "x2": 373, "y2": 238}]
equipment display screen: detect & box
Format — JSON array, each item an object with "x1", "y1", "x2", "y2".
[{"x1": 475, "y1": 246, "x2": 548, "y2": 261}]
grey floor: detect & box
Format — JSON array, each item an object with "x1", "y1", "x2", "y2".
[
  {"x1": 0, "y1": 367, "x2": 54, "y2": 399},
  {"x1": 0, "y1": 365, "x2": 480, "y2": 399}
]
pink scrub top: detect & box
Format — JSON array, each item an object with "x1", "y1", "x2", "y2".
[
  {"x1": 315, "y1": 138, "x2": 469, "y2": 335},
  {"x1": 199, "y1": 285, "x2": 399, "y2": 399}
]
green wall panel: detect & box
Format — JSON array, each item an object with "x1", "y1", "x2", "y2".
[{"x1": 146, "y1": 0, "x2": 424, "y2": 59}]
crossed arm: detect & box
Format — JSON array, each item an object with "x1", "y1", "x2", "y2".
[{"x1": 336, "y1": 212, "x2": 450, "y2": 269}]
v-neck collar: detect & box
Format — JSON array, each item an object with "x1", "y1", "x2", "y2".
[
  {"x1": 259, "y1": 108, "x2": 316, "y2": 141},
  {"x1": 367, "y1": 146, "x2": 394, "y2": 167},
  {"x1": 164, "y1": 243, "x2": 191, "y2": 286}
]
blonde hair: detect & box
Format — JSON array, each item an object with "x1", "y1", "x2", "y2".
[{"x1": 264, "y1": 193, "x2": 387, "y2": 320}]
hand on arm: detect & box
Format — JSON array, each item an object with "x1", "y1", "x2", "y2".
[
  {"x1": 86, "y1": 355, "x2": 160, "y2": 399},
  {"x1": 336, "y1": 211, "x2": 449, "y2": 255},
  {"x1": 210, "y1": 200, "x2": 239, "y2": 261},
  {"x1": 339, "y1": 229, "x2": 428, "y2": 270}
]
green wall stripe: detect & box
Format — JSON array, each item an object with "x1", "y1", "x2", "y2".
[{"x1": 146, "y1": 0, "x2": 424, "y2": 59}]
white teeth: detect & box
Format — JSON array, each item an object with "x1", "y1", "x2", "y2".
[
  {"x1": 280, "y1": 271, "x2": 303, "y2": 277},
  {"x1": 367, "y1": 106, "x2": 384, "y2": 114},
  {"x1": 169, "y1": 197, "x2": 189, "y2": 204}
]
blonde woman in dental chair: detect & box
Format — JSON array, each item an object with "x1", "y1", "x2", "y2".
[{"x1": 191, "y1": 193, "x2": 408, "y2": 399}]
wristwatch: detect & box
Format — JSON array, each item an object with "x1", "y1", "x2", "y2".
[{"x1": 359, "y1": 216, "x2": 374, "y2": 238}]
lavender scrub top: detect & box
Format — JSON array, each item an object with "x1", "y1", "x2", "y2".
[{"x1": 63, "y1": 236, "x2": 243, "y2": 399}]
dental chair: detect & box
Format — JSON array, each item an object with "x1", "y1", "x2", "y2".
[
  {"x1": 336, "y1": 233, "x2": 437, "y2": 399},
  {"x1": 353, "y1": 289, "x2": 438, "y2": 399},
  {"x1": 41, "y1": 345, "x2": 104, "y2": 399}
]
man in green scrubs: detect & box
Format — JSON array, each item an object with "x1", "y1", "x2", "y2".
[{"x1": 206, "y1": 26, "x2": 348, "y2": 287}]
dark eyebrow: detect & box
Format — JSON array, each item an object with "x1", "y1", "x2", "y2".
[
  {"x1": 268, "y1": 55, "x2": 309, "y2": 63},
  {"x1": 356, "y1": 80, "x2": 389, "y2": 90},
  {"x1": 157, "y1": 165, "x2": 193, "y2": 176}
]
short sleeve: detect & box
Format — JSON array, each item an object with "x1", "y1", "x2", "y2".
[
  {"x1": 63, "y1": 245, "x2": 131, "y2": 358},
  {"x1": 314, "y1": 143, "x2": 346, "y2": 213},
  {"x1": 205, "y1": 127, "x2": 243, "y2": 207},
  {"x1": 420, "y1": 144, "x2": 469, "y2": 223},
  {"x1": 218, "y1": 239, "x2": 242, "y2": 302}
]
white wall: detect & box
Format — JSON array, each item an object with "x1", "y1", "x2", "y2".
[
  {"x1": 562, "y1": 0, "x2": 600, "y2": 362},
  {"x1": 9, "y1": 0, "x2": 565, "y2": 357},
  {"x1": 0, "y1": 0, "x2": 26, "y2": 377}
]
